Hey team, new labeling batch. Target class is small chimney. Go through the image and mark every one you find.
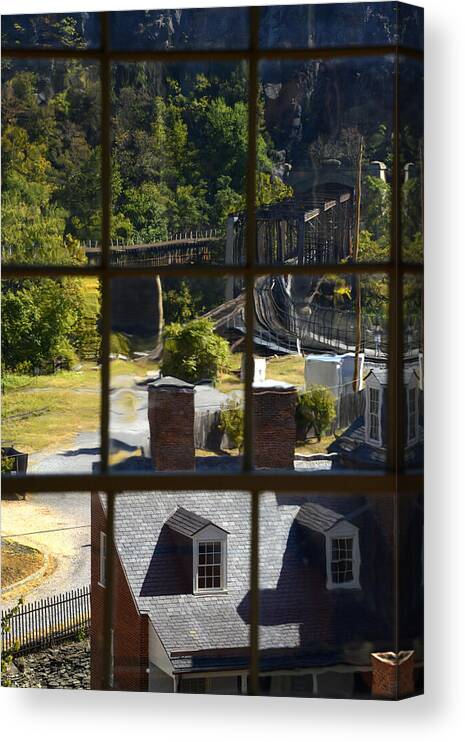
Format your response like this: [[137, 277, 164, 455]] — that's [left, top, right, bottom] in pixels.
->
[[253, 382, 297, 469], [371, 651, 415, 699], [148, 377, 195, 471]]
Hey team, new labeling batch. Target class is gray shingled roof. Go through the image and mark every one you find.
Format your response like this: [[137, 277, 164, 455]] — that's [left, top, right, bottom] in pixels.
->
[[166, 506, 228, 537], [148, 376, 194, 390], [107, 491, 389, 673], [295, 502, 345, 533]]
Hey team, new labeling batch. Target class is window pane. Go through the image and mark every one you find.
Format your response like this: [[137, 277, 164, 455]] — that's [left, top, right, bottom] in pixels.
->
[[255, 56, 394, 265], [1, 12, 100, 49], [400, 56, 424, 263], [250, 272, 389, 472], [1, 277, 101, 475], [258, 491, 423, 699], [259, 3, 400, 49], [1, 491, 91, 689], [403, 274, 423, 472], [109, 275, 243, 473], [110, 62, 247, 267], [110, 7, 249, 50], [91, 491, 249, 693], [1, 59, 101, 266]]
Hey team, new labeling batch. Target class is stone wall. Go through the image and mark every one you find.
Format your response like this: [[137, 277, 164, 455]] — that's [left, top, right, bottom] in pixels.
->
[[3, 639, 90, 689]]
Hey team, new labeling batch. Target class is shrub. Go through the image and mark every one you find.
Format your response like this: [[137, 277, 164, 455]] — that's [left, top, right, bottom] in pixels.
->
[[161, 318, 231, 384], [219, 400, 244, 451], [296, 385, 336, 442]]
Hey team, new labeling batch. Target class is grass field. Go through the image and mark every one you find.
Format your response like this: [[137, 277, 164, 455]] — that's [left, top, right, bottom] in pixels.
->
[[1, 359, 150, 454], [1, 538, 45, 589], [216, 353, 305, 393]]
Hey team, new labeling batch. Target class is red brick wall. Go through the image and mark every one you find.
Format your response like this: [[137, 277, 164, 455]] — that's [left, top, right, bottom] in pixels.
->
[[91, 493, 149, 692], [148, 387, 195, 470], [371, 651, 415, 699], [253, 387, 297, 469]]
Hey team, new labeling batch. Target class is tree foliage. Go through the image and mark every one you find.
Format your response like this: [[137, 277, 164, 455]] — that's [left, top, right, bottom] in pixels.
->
[[219, 400, 244, 451], [161, 318, 231, 384], [296, 386, 336, 442]]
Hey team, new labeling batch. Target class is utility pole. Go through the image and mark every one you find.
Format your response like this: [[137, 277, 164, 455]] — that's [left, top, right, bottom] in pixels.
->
[[353, 135, 364, 392]]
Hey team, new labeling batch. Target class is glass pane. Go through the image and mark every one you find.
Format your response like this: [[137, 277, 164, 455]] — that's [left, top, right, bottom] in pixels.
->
[[110, 62, 247, 267], [1, 277, 101, 474], [258, 491, 423, 699], [250, 272, 389, 472], [109, 275, 243, 472], [256, 56, 394, 264], [1, 59, 101, 266], [110, 7, 249, 50], [403, 274, 423, 472], [259, 2, 401, 49], [1, 491, 91, 689], [1, 12, 100, 49], [91, 490, 250, 692], [400, 56, 424, 263]]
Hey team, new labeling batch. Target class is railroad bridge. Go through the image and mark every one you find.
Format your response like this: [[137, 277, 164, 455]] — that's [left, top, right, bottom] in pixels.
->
[[85, 184, 363, 350]]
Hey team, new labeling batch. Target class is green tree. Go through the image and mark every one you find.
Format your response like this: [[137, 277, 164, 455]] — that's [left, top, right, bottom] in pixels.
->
[[1, 278, 92, 372], [161, 318, 231, 384], [296, 386, 336, 442], [219, 400, 244, 451]]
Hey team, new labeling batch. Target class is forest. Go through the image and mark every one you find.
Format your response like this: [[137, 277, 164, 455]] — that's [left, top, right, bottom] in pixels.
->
[[1, 12, 423, 373]]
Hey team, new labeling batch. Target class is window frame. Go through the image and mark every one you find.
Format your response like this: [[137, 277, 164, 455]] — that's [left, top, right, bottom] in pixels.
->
[[0, 6, 424, 694], [325, 521, 361, 591], [366, 381, 383, 447], [193, 526, 228, 595]]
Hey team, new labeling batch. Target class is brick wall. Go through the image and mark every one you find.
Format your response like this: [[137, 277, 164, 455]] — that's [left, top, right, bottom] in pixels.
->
[[148, 386, 195, 470], [253, 386, 297, 469], [91, 493, 149, 692]]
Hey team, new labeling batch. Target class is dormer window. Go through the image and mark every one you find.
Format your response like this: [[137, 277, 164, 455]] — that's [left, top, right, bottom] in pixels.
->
[[325, 521, 361, 590], [196, 540, 224, 591], [165, 507, 228, 595], [366, 381, 382, 447]]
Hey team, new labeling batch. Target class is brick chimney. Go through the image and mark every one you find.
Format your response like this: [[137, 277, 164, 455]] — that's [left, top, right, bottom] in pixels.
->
[[252, 382, 297, 469], [148, 377, 195, 471], [371, 650, 415, 699]]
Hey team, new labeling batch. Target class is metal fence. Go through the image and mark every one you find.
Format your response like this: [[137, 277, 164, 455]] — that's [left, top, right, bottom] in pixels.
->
[[1, 586, 90, 655]]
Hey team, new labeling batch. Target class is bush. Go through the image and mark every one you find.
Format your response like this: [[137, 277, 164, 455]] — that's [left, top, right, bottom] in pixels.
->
[[110, 332, 130, 356], [296, 386, 336, 442], [161, 318, 231, 384], [219, 400, 244, 451]]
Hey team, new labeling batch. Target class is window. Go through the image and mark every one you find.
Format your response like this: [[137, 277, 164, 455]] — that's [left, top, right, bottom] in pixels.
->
[[407, 386, 418, 443], [331, 538, 354, 584], [197, 540, 224, 592], [99, 531, 107, 587], [1, 5, 423, 696], [367, 386, 382, 445], [325, 523, 360, 590]]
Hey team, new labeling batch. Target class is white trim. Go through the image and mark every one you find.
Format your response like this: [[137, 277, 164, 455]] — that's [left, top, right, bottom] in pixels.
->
[[193, 527, 228, 594], [365, 377, 383, 447], [99, 531, 107, 587], [325, 520, 361, 590]]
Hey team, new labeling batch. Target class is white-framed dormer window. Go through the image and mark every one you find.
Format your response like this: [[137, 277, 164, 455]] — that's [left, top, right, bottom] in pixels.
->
[[407, 385, 418, 444], [325, 521, 361, 590], [366, 382, 382, 446], [99, 531, 107, 587], [193, 525, 227, 594]]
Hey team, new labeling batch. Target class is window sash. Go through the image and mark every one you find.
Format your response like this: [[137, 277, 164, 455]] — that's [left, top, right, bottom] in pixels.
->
[[0, 8, 424, 696]]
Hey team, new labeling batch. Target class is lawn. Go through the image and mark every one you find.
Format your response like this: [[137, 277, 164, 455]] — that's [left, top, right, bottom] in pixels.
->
[[1, 358, 150, 454], [1, 538, 45, 589], [217, 353, 306, 394]]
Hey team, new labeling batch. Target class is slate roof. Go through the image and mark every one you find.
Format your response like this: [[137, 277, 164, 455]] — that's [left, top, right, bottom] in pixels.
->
[[166, 506, 228, 537], [148, 376, 194, 390], [106, 490, 402, 674], [295, 502, 344, 533]]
